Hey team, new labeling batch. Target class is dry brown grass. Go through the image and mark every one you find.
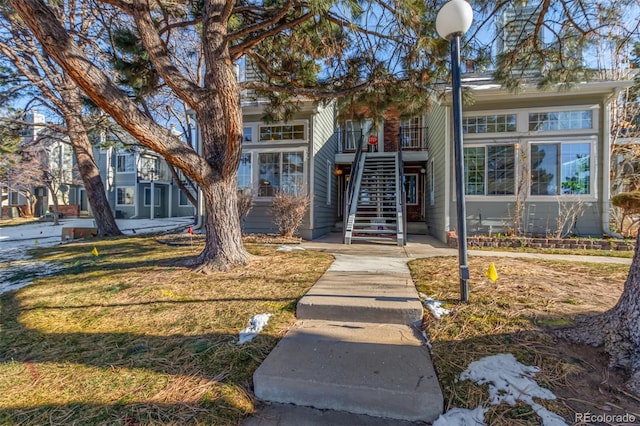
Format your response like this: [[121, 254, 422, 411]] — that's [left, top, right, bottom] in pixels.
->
[[409, 256, 640, 425], [0, 234, 332, 425]]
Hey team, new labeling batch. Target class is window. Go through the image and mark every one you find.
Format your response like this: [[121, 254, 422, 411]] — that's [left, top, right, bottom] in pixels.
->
[[116, 187, 135, 205], [9, 191, 19, 205], [178, 190, 191, 207], [144, 187, 161, 206], [243, 127, 253, 143], [400, 117, 422, 149], [530, 143, 591, 195], [258, 151, 304, 196], [116, 154, 135, 173], [238, 153, 252, 189], [404, 174, 418, 205], [529, 110, 592, 131], [464, 145, 515, 195], [259, 124, 305, 141], [463, 114, 516, 134]]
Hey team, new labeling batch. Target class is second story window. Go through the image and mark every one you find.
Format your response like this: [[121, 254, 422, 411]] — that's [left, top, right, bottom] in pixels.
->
[[463, 114, 517, 134], [116, 153, 135, 173], [529, 110, 592, 131], [259, 124, 305, 142]]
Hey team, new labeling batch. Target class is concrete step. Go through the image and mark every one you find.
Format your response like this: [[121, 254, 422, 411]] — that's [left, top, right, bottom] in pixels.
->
[[253, 320, 443, 422], [297, 272, 422, 324]]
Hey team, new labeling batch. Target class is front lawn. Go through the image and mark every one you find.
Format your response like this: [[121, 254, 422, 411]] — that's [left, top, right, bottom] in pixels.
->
[[0, 235, 332, 425]]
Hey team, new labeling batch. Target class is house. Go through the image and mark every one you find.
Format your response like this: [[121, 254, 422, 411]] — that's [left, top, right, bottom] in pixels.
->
[[95, 141, 197, 220], [329, 75, 635, 245], [425, 76, 634, 242], [190, 97, 339, 240], [1, 110, 84, 219]]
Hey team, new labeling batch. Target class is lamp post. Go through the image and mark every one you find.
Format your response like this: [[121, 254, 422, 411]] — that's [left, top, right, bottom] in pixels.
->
[[436, 0, 473, 302]]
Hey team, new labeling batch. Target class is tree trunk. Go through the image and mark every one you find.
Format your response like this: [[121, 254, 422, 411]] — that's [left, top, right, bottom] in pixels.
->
[[64, 99, 122, 237], [10, 0, 247, 269], [561, 232, 640, 395], [195, 175, 249, 272], [47, 182, 60, 225]]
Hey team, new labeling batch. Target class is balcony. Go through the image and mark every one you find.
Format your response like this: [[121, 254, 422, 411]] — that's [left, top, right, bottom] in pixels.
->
[[335, 127, 428, 154], [399, 126, 428, 151]]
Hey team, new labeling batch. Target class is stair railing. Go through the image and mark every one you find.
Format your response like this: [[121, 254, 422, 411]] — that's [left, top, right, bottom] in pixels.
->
[[396, 130, 407, 246], [343, 133, 365, 243]]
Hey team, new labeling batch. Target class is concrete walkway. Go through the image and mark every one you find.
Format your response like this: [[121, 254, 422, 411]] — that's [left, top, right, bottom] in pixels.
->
[[245, 233, 631, 426]]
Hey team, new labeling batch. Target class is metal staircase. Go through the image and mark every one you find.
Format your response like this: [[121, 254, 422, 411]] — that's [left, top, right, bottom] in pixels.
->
[[344, 153, 405, 246]]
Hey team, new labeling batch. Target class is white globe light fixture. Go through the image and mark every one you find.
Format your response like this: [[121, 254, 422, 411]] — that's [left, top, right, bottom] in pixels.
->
[[436, 0, 474, 40], [436, 0, 473, 302]]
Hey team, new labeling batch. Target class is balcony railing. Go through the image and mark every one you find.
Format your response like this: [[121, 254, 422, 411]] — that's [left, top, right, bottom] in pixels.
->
[[399, 126, 428, 151], [336, 130, 363, 153], [336, 126, 429, 153], [138, 166, 170, 182]]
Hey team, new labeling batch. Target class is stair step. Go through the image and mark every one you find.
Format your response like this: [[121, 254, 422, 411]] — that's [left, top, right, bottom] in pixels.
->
[[253, 320, 443, 422], [352, 229, 397, 235], [351, 235, 398, 242], [297, 271, 423, 324]]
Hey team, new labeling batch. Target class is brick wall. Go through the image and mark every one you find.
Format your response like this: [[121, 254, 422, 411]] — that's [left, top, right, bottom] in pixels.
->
[[447, 233, 635, 251]]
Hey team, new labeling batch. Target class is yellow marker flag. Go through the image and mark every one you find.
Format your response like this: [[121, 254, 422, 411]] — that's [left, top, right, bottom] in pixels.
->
[[485, 262, 498, 282], [91, 247, 99, 257]]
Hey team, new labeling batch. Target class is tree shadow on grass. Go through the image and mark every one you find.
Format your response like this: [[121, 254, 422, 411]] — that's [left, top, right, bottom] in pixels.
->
[[0, 290, 285, 425]]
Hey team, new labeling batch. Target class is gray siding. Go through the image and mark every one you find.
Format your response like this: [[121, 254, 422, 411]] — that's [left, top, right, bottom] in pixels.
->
[[451, 91, 610, 239], [311, 101, 339, 239], [426, 104, 450, 242]]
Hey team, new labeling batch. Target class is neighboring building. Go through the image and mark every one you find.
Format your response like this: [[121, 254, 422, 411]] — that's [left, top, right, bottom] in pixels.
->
[[95, 139, 197, 220], [2, 110, 83, 219]]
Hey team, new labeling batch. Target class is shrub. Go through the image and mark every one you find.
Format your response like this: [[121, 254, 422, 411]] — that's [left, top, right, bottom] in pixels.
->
[[237, 189, 254, 231], [271, 190, 310, 238]]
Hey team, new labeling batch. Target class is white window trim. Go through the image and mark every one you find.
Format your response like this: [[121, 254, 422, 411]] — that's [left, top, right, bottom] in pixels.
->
[[116, 186, 135, 206], [526, 106, 598, 134], [527, 138, 597, 201], [116, 153, 136, 174], [242, 123, 258, 143], [252, 148, 308, 199], [255, 120, 308, 143], [237, 152, 253, 190], [463, 142, 519, 200], [462, 105, 599, 140]]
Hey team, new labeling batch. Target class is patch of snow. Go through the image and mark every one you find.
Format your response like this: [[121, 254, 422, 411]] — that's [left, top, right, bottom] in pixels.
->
[[420, 295, 450, 319], [238, 313, 272, 345], [276, 245, 305, 251], [459, 353, 567, 426], [433, 406, 487, 426]]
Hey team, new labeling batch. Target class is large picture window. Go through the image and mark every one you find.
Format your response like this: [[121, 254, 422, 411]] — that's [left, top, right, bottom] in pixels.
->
[[464, 145, 515, 195], [116, 187, 134, 205], [530, 143, 591, 195], [258, 151, 304, 196]]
